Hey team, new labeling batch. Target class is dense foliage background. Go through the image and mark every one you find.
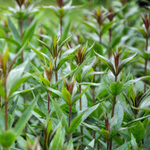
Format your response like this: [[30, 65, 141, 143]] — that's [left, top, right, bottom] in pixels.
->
[[1, 0, 150, 150]]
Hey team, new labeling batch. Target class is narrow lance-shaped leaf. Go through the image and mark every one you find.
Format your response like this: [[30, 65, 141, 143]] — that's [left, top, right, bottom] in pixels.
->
[[94, 51, 116, 75], [80, 20, 99, 35], [14, 96, 38, 137], [57, 45, 80, 70], [28, 42, 50, 61], [6, 59, 29, 99], [62, 85, 72, 106], [50, 125, 63, 150], [57, 34, 72, 54], [117, 53, 137, 75], [8, 17, 21, 44], [22, 19, 37, 45], [68, 113, 84, 134], [37, 39, 54, 57], [51, 98, 68, 132]]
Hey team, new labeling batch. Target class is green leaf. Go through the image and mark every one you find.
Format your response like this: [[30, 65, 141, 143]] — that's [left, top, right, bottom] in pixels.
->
[[62, 85, 71, 106], [82, 103, 99, 122], [121, 76, 150, 92], [80, 20, 99, 35], [8, 17, 21, 44], [68, 113, 84, 134], [9, 99, 18, 116], [51, 125, 63, 150], [6, 59, 29, 99], [109, 81, 124, 96], [59, 21, 71, 44], [114, 142, 130, 150], [101, 128, 109, 140], [46, 87, 63, 98], [0, 37, 21, 47], [101, 21, 114, 36], [3, 46, 9, 74], [22, 19, 37, 45], [85, 139, 95, 150], [72, 84, 90, 105], [13, 97, 38, 137], [28, 42, 50, 61], [51, 98, 68, 132], [143, 51, 150, 60], [114, 103, 124, 130], [37, 95, 47, 116], [37, 39, 54, 57], [0, 130, 16, 148], [131, 134, 138, 150], [136, 27, 147, 38], [40, 75, 50, 86], [94, 51, 116, 75], [57, 34, 72, 54], [0, 81, 5, 99], [130, 121, 145, 143], [117, 53, 137, 75], [43, 6, 59, 17], [46, 118, 53, 146], [57, 45, 80, 70], [42, 24, 55, 39]]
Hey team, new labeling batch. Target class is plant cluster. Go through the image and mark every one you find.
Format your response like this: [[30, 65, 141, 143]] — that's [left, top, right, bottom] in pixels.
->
[[1, 0, 150, 149]]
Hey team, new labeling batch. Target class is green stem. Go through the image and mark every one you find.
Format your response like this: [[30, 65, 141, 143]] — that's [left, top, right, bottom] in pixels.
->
[[5, 101, 8, 131]]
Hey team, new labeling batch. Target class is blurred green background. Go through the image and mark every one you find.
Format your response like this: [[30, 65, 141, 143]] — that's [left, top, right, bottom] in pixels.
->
[[0, 0, 110, 7]]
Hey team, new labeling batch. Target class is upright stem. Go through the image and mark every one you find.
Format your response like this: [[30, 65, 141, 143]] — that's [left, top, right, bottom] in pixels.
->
[[108, 28, 112, 59], [144, 37, 148, 92], [109, 76, 117, 150], [5, 101, 8, 131]]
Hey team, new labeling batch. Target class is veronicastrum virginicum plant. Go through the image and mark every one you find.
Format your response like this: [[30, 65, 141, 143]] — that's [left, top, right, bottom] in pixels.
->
[[1, 0, 150, 149]]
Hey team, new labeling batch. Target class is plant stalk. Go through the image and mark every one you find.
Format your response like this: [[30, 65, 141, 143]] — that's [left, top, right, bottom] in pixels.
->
[[108, 28, 112, 59], [109, 76, 117, 150], [5, 101, 8, 131]]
